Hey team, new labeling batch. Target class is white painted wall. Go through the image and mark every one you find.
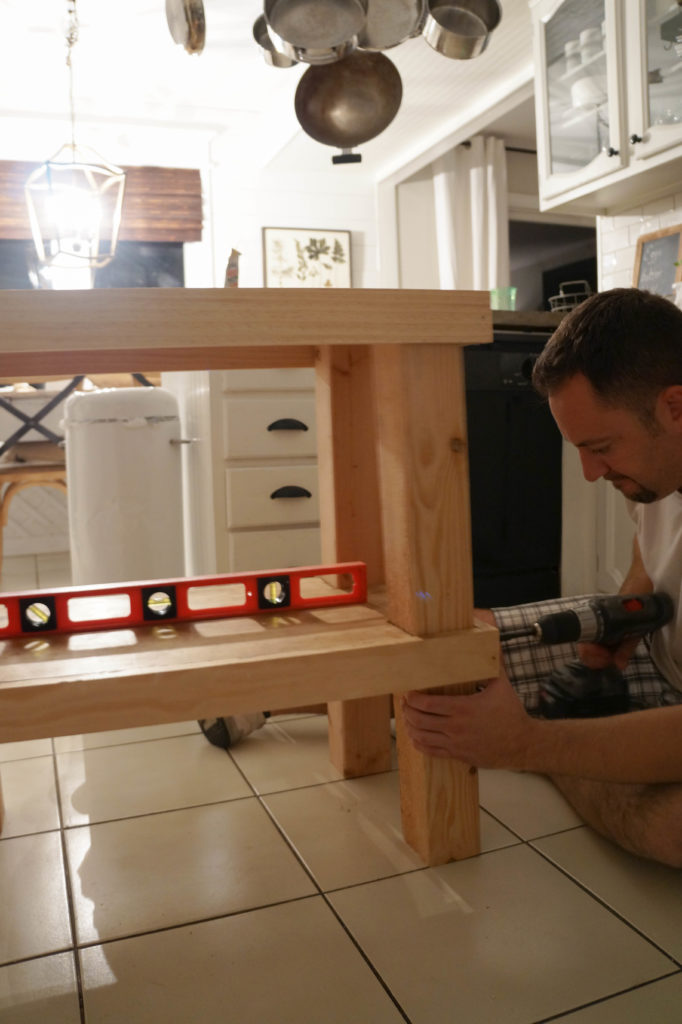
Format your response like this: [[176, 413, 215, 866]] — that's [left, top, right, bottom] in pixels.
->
[[207, 157, 379, 289]]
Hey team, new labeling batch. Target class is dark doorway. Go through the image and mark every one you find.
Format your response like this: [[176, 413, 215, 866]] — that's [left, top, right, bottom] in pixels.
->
[[542, 255, 598, 310]]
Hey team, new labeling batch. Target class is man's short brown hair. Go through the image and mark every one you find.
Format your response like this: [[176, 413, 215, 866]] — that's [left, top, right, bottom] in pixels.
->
[[532, 288, 682, 421]]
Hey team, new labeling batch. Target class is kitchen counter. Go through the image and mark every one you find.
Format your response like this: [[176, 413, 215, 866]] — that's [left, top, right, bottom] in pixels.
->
[[492, 309, 565, 333]]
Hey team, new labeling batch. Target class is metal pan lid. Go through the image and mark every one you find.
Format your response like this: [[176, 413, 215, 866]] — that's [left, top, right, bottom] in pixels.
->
[[358, 0, 426, 51], [264, 0, 368, 49], [165, 0, 206, 54]]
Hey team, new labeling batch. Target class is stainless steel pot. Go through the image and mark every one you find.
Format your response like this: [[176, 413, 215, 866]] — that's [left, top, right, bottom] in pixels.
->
[[357, 0, 426, 51], [253, 15, 298, 68], [422, 0, 502, 59], [165, 0, 206, 54], [294, 50, 402, 149], [264, 0, 368, 64]]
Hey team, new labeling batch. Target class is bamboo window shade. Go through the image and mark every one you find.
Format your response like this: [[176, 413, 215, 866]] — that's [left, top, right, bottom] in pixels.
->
[[0, 162, 202, 243]]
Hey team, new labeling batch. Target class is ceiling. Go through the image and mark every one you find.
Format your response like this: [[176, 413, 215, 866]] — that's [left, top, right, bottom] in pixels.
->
[[0, 0, 538, 180]]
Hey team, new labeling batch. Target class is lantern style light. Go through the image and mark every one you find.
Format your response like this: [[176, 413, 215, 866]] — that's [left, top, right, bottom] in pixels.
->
[[24, 0, 125, 277]]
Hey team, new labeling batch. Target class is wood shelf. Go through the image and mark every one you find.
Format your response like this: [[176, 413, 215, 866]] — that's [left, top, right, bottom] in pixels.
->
[[0, 604, 498, 743]]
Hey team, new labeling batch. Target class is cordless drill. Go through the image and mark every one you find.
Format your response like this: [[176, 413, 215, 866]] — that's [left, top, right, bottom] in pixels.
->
[[499, 592, 674, 718]]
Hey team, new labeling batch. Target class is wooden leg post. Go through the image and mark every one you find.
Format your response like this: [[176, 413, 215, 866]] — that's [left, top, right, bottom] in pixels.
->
[[372, 342, 483, 864], [316, 344, 392, 778]]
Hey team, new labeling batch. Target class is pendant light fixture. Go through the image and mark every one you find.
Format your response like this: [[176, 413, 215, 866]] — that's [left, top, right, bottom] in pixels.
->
[[24, 0, 126, 277]]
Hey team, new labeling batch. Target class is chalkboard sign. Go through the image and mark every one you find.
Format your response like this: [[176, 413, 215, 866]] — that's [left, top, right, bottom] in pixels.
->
[[633, 225, 682, 296]]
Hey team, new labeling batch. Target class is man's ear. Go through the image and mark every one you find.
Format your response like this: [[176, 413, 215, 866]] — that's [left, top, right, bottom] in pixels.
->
[[657, 386, 682, 430]]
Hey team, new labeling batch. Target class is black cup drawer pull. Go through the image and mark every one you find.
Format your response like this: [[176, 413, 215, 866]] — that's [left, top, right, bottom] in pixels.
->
[[267, 418, 309, 431], [270, 485, 312, 499]]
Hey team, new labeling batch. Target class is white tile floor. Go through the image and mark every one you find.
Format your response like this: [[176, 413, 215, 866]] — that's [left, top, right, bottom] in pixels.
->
[[1, 554, 682, 1023]]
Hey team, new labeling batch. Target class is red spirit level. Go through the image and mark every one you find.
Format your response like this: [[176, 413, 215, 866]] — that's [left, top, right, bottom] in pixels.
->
[[0, 561, 366, 639]]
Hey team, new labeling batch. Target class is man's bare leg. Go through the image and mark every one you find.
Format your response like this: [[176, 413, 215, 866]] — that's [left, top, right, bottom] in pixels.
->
[[551, 776, 682, 868], [478, 606, 682, 868]]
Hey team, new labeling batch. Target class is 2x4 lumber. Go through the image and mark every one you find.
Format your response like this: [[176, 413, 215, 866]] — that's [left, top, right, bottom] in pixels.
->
[[373, 343, 474, 637], [0, 611, 499, 744], [327, 696, 393, 778], [315, 345, 385, 587], [316, 344, 391, 777], [372, 342, 483, 864], [0, 288, 492, 377]]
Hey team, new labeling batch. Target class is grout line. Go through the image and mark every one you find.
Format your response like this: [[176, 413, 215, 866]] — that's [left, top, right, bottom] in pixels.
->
[[0, 946, 74, 972], [224, 729, 413, 1019], [74, 892, 323, 951], [255, 795, 413, 1023], [529, 842, 682, 969], [320, 893, 414, 1024], [531, 969, 682, 1023], [51, 727, 202, 755], [58, 792, 258, 831], [50, 743, 87, 1024]]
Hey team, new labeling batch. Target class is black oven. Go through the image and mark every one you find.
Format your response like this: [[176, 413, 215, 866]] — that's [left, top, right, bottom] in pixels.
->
[[465, 325, 562, 608]]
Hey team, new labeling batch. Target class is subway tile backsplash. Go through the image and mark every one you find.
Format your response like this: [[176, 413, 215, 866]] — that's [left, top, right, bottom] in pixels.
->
[[598, 191, 681, 292]]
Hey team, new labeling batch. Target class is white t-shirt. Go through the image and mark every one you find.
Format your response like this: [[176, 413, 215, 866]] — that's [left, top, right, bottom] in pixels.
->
[[629, 492, 682, 692]]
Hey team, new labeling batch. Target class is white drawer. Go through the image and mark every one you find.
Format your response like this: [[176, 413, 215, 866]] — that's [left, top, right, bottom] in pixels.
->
[[220, 368, 315, 392], [222, 396, 317, 458], [225, 465, 319, 528], [228, 527, 321, 571]]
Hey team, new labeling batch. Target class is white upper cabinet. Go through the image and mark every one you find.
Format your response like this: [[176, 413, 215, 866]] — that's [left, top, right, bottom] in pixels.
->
[[626, 0, 682, 161], [531, 0, 682, 210]]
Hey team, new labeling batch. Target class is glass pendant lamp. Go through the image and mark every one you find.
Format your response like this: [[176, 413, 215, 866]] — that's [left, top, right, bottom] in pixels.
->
[[24, 0, 125, 284]]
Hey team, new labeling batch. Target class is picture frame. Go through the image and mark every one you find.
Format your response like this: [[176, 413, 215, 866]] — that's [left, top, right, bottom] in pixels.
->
[[262, 227, 351, 288], [633, 224, 682, 297]]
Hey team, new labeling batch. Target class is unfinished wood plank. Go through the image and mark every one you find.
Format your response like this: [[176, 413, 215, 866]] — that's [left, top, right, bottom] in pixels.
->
[[372, 343, 474, 637], [0, 346, 319, 379], [393, 686, 481, 864], [327, 695, 393, 778], [0, 289, 492, 378], [315, 345, 385, 585], [316, 344, 391, 777], [0, 613, 498, 743], [372, 342, 485, 863]]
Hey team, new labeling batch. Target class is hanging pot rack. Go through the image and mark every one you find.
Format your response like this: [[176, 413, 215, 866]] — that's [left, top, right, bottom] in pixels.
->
[[167, 0, 504, 162]]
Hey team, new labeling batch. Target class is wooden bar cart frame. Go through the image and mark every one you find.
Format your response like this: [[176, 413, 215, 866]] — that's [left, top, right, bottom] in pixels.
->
[[0, 287, 499, 865]]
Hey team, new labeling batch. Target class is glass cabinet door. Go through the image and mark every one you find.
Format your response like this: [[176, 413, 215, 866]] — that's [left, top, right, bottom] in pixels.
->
[[630, 0, 682, 159], [537, 0, 625, 198]]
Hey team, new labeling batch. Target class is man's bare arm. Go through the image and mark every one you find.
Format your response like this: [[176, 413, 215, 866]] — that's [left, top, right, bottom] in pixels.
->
[[619, 534, 653, 594], [402, 677, 682, 784]]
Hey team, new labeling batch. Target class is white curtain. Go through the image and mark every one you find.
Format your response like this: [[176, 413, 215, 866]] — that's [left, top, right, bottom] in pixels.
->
[[432, 135, 510, 290]]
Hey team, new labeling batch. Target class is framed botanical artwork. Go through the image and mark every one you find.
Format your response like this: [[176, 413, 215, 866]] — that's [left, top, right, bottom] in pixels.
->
[[262, 227, 351, 288]]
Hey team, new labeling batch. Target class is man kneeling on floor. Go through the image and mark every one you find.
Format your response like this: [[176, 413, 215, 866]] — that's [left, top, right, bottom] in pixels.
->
[[402, 287, 682, 869]]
